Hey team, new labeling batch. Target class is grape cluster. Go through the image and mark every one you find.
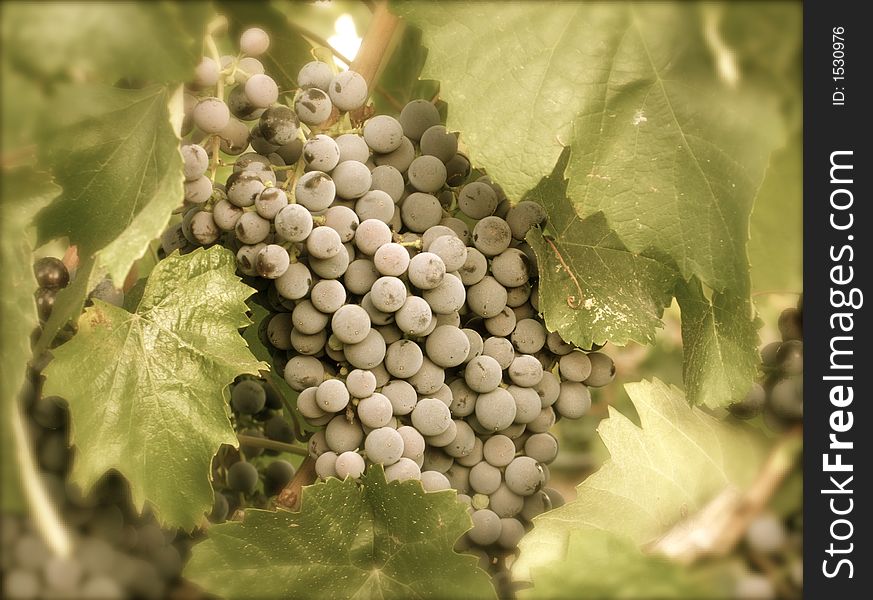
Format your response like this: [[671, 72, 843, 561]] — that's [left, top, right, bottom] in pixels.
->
[[2, 260, 200, 600], [168, 28, 617, 562], [207, 377, 298, 523], [730, 297, 803, 427], [734, 510, 803, 599]]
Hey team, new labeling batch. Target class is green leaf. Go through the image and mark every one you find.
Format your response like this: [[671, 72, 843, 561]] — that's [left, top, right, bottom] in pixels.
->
[[748, 132, 802, 293], [393, 2, 784, 295], [0, 2, 210, 84], [515, 379, 767, 580], [219, 1, 313, 93], [676, 278, 759, 408], [42, 247, 266, 529], [373, 25, 438, 115], [526, 149, 678, 348], [523, 529, 728, 599], [186, 467, 496, 600], [35, 84, 184, 350], [0, 168, 61, 512]]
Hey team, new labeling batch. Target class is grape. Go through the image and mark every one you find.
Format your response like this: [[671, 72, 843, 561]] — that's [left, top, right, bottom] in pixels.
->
[[776, 340, 803, 375], [555, 381, 591, 419], [290, 328, 327, 355], [385, 457, 422, 482], [729, 382, 766, 419], [236, 243, 266, 276], [443, 154, 471, 188], [504, 456, 544, 497], [425, 326, 471, 368], [303, 134, 341, 171], [365, 427, 404, 465], [446, 380, 476, 418], [778, 307, 802, 341], [533, 371, 560, 408], [424, 418, 458, 448], [227, 85, 261, 121], [524, 433, 558, 464], [325, 415, 364, 452], [342, 370, 375, 400], [184, 175, 213, 204], [291, 300, 329, 335], [769, 376, 803, 421], [509, 385, 541, 424], [321, 206, 358, 243], [468, 509, 501, 545], [419, 125, 458, 163], [264, 460, 296, 495], [304, 226, 341, 260], [238, 56, 266, 80], [444, 464, 470, 493], [467, 276, 508, 318], [240, 27, 270, 56], [735, 574, 776, 600], [275, 263, 312, 303], [401, 192, 442, 233], [357, 393, 394, 428], [227, 461, 259, 494], [181, 144, 209, 181], [227, 171, 266, 207], [444, 419, 475, 457], [335, 451, 366, 479], [508, 355, 543, 387], [370, 164, 405, 202], [255, 244, 290, 279], [273, 204, 313, 243], [315, 451, 339, 479], [235, 211, 271, 244], [464, 355, 502, 393], [475, 388, 516, 432], [297, 387, 326, 420], [218, 118, 250, 155], [308, 430, 329, 457], [469, 461, 502, 495], [259, 105, 299, 145], [482, 337, 514, 370], [406, 357, 444, 396], [408, 155, 448, 193], [374, 242, 411, 277], [527, 406, 556, 434], [491, 248, 530, 288], [326, 160, 370, 200], [745, 513, 787, 554], [484, 306, 517, 337], [275, 139, 303, 166], [193, 97, 230, 133], [456, 182, 497, 220], [363, 115, 403, 153], [461, 328, 484, 363], [330, 134, 369, 165], [379, 381, 415, 417], [298, 60, 333, 91], [310, 279, 346, 314], [407, 252, 446, 290], [355, 190, 395, 223], [328, 70, 368, 111], [293, 171, 335, 213], [265, 415, 295, 443], [472, 216, 512, 256], [423, 273, 465, 314], [429, 235, 467, 272], [316, 379, 351, 413], [244, 73, 279, 108], [354, 219, 392, 255], [232, 380, 267, 414], [213, 199, 244, 231], [250, 126, 280, 154], [420, 470, 451, 492], [344, 329, 387, 370], [373, 136, 415, 173], [411, 398, 452, 436], [331, 304, 372, 344], [384, 339, 423, 379], [506, 200, 547, 240], [398, 99, 441, 141], [546, 331, 573, 356], [295, 87, 332, 126], [457, 248, 488, 286], [360, 292, 394, 326], [193, 56, 220, 88], [584, 352, 616, 387]]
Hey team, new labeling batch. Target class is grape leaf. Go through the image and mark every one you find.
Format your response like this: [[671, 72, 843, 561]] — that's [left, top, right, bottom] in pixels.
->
[[34, 84, 184, 352], [393, 2, 784, 295], [42, 247, 266, 529], [373, 25, 439, 115], [185, 468, 496, 600], [0, 168, 61, 512], [219, 1, 313, 93], [676, 278, 759, 408], [515, 379, 767, 580], [523, 529, 728, 599], [0, 2, 210, 84], [526, 148, 678, 348]]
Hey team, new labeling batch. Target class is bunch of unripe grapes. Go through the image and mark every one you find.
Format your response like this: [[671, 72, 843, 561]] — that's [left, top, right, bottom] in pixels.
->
[[206, 377, 298, 523], [730, 296, 803, 428], [734, 509, 803, 599], [169, 27, 617, 562], [1, 260, 200, 600]]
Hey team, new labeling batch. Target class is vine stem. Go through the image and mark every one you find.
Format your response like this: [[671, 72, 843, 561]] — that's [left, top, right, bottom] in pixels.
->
[[236, 434, 308, 456], [650, 425, 802, 564], [276, 456, 317, 511], [350, 0, 402, 117]]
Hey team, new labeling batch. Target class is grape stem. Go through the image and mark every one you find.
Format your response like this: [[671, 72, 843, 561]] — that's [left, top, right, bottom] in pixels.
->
[[649, 425, 802, 564], [236, 434, 308, 456], [276, 456, 317, 511], [349, 0, 402, 119]]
